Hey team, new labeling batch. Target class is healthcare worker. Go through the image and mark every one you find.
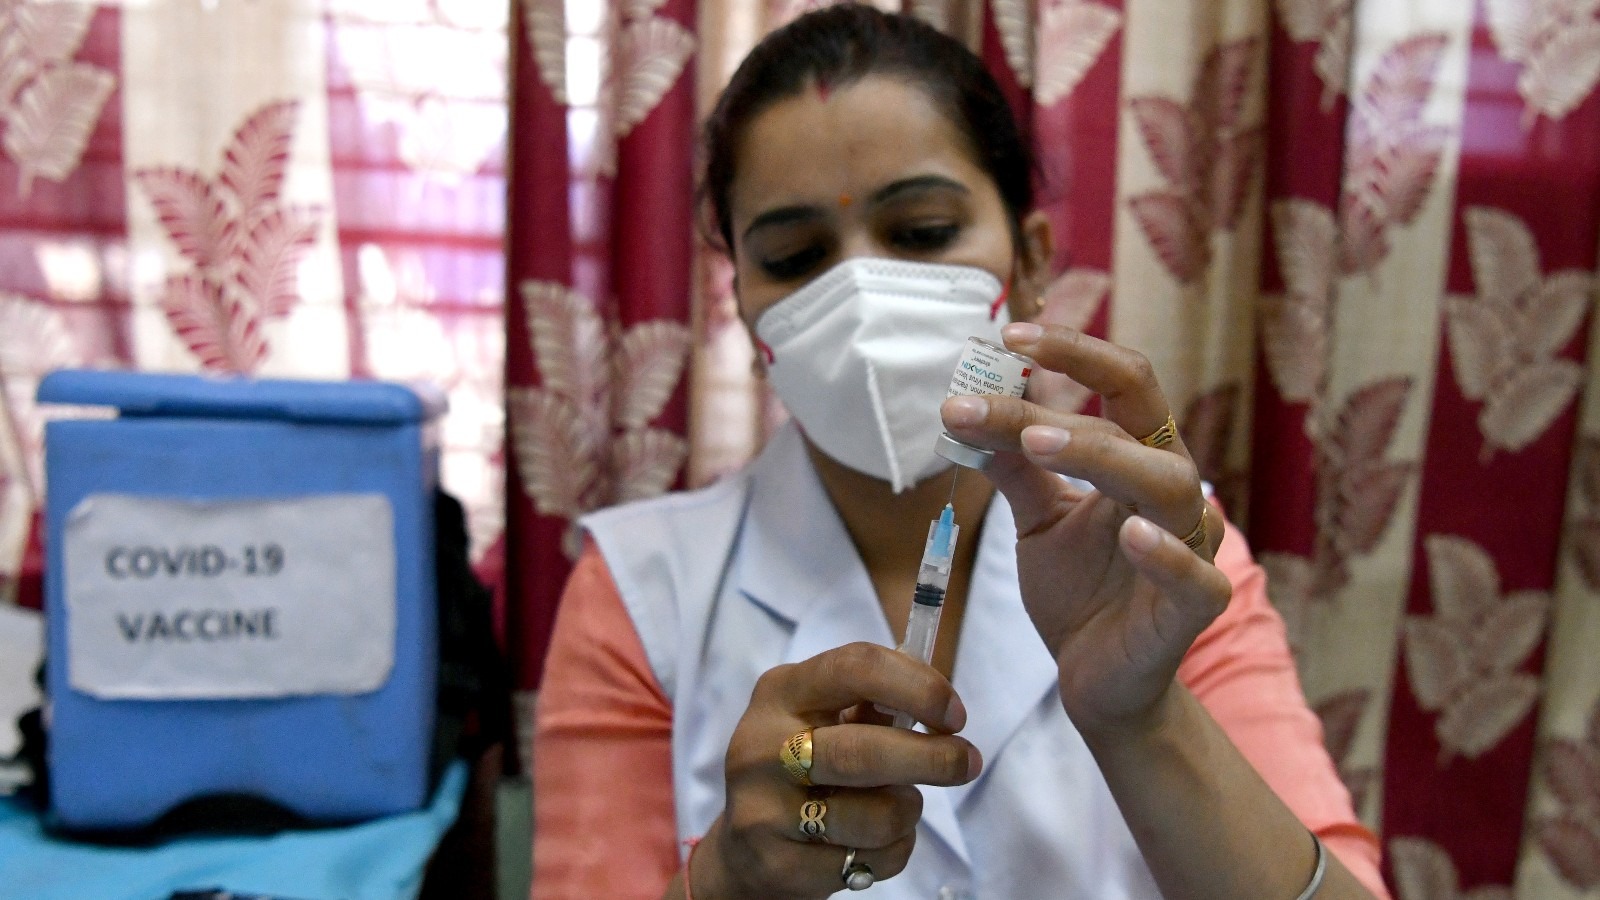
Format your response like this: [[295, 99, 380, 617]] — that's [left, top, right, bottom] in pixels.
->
[[533, 5, 1390, 899]]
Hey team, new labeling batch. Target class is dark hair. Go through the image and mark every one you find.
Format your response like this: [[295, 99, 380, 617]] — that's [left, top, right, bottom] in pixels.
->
[[702, 3, 1034, 251]]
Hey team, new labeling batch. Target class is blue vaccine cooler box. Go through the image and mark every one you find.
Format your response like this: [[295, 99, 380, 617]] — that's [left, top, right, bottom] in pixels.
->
[[37, 369, 445, 831]]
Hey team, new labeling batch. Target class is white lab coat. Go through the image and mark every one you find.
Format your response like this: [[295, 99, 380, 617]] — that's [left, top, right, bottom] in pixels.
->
[[584, 424, 1162, 899]]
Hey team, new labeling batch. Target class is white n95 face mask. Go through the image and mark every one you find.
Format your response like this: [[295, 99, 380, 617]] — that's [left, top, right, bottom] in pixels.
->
[[753, 257, 1010, 493]]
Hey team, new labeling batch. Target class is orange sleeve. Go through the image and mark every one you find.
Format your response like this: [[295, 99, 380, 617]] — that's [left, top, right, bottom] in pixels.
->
[[531, 541, 679, 900], [1177, 514, 1392, 900]]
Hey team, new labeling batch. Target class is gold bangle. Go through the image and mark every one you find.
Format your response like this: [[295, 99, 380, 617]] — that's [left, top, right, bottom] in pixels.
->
[[1137, 414, 1178, 448]]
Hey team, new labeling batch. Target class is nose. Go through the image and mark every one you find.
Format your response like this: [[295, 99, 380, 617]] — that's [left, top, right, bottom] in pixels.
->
[[837, 227, 885, 264]]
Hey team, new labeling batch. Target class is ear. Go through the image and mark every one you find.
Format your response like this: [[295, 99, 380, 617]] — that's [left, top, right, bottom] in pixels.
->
[[1008, 210, 1056, 323]]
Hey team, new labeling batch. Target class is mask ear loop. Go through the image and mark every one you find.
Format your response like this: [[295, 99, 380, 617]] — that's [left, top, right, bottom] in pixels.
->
[[989, 267, 1016, 321]]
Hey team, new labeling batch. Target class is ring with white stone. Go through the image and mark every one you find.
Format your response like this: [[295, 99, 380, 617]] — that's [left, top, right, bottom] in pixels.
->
[[841, 847, 875, 891]]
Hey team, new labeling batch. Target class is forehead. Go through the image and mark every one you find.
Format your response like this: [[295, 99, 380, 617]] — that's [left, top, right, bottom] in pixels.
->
[[728, 76, 985, 226]]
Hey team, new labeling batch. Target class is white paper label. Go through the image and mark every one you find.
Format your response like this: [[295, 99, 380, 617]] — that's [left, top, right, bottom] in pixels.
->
[[64, 494, 397, 700]]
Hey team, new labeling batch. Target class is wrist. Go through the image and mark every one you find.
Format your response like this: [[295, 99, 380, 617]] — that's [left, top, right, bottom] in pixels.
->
[[1070, 678, 1189, 752], [691, 816, 748, 900]]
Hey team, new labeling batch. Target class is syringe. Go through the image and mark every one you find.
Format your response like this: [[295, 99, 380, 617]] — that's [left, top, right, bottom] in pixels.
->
[[892, 501, 960, 730]]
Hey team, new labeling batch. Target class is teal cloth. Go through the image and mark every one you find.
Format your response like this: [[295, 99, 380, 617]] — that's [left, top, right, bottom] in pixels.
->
[[0, 761, 467, 900]]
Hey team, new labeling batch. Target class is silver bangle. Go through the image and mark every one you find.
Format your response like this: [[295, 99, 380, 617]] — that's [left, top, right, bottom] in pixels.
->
[[1294, 832, 1327, 900]]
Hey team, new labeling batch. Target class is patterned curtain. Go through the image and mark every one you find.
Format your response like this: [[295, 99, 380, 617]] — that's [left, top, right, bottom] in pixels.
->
[[0, 1, 508, 608], [501, 0, 700, 771]]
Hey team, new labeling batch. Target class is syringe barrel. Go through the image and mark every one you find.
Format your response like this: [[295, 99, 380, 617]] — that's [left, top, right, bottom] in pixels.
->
[[890, 510, 960, 729], [891, 601, 944, 729]]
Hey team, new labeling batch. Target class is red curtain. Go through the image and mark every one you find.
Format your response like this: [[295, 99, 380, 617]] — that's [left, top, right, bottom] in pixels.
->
[[502, 0, 699, 737]]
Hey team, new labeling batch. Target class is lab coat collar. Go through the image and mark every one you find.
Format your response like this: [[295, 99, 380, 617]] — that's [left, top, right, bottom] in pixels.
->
[[733, 424, 878, 641]]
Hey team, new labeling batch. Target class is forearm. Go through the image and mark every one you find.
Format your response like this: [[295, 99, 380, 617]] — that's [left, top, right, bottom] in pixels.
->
[[1082, 683, 1376, 900]]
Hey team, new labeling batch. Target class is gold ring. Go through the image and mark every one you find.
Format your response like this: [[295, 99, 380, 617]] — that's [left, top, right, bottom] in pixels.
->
[[780, 729, 814, 786], [1182, 506, 1208, 554], [1137, 413, 1178, 448], [799, 796, 828, 841]]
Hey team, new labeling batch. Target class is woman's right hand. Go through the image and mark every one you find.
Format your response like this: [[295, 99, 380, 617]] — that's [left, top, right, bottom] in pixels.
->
[[689, 642, 981, 899]]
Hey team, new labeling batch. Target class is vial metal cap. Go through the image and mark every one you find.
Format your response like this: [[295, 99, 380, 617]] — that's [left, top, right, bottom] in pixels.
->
[[934, 432, 994, 469]]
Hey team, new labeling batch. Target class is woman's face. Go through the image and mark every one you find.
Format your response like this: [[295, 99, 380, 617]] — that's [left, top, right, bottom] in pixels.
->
[[727, 74, 1050, 328]]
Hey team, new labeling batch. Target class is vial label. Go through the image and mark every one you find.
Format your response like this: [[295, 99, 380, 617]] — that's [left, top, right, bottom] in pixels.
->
[[947, 337, 1032, 399]]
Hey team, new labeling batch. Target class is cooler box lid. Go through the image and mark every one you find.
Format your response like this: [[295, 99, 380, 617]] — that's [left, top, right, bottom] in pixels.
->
[[37, 369, 446, 425]]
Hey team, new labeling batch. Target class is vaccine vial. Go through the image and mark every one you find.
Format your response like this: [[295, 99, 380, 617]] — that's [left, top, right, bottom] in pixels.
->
[[933, 336, 1034, 469]]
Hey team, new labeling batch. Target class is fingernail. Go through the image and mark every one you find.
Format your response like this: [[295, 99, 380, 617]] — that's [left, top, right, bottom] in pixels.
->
[[1124, 516, 1162, 553], [944, 395, 987, 427], [1021, 425, 1069, 455], [945, 694, 967, 731], [1002, 322, 1043, 344], [966, 745, 983, 780]]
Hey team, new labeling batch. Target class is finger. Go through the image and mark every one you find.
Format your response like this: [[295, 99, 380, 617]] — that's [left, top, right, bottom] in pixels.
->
[[808, 723, 980, 788], [1119, 514, 1232, 640], [842, 833, 917, 884], [838, 701, 895, 727], [785, 785, 922, 850], [723, 831, 913, 898], [776, 643, 966, 733], [1013, 420, 1207, 542], [1000, 322, 1182, 453], [942, 395, 1201, 539]]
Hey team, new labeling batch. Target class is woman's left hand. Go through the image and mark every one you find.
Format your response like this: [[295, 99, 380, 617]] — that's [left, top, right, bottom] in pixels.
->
[[939, 321, 1232, 737]]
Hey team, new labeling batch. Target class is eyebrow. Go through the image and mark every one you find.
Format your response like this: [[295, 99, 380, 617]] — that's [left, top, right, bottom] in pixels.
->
[[869, 174, 968, 206], [740, 174, 970, 243]]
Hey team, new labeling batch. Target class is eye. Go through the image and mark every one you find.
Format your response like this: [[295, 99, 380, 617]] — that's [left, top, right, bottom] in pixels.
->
[[890, 222, 960, 253], [760, 243, 828, 281]]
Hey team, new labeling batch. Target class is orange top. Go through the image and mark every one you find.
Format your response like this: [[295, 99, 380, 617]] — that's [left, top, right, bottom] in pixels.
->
[[532, 518, 1391, 899]]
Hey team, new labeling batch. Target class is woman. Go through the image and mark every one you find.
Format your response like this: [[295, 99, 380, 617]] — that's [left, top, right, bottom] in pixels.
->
[[533, 6, 1389, 899]]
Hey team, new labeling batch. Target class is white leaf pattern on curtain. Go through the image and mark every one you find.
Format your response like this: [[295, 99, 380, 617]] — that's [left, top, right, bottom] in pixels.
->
[[0, 1, 113, 198], [1408, 535, 1550, 760], [989, 0, 1033, 86], [1447, 207, 1595, 458], [0, 293, 84, 502], [1262, 198, 1337, 403], [514, 278, 691, 558], [1273, 0, 1354, 109], [520, 0, 568, 104], [1035, 1, 1121, 107], [1390, 835, 1516, 899], [2, 62, 113, 198], [1485, 0, 1600, 126]]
